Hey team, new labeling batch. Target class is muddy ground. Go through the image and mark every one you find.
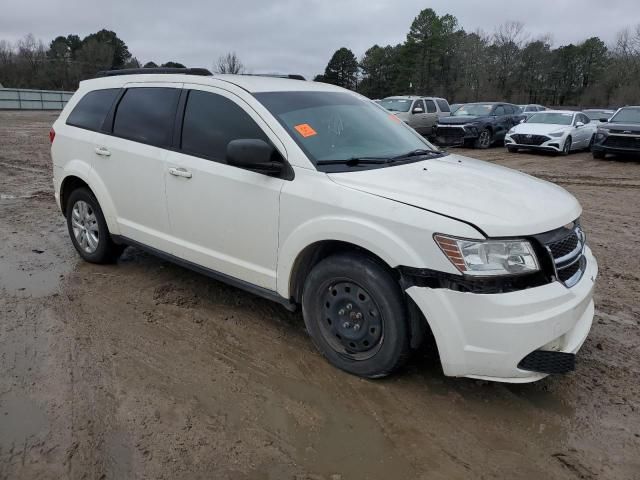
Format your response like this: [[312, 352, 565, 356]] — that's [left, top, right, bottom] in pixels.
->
[[0, 110, 638, 480]]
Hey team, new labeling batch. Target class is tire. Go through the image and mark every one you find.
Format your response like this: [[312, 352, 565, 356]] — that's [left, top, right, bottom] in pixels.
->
[[561, 136, 572, 156], [474, 128, 492, 149], [301, 252, 410, 378], [66, 187, 124, 264], [592, 149, 605, 159], [588, 134, 595, 151], [507, 146, 519, 153]]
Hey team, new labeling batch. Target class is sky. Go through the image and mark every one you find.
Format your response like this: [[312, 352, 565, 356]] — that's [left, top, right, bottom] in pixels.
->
[[1, 0, 639, 79]]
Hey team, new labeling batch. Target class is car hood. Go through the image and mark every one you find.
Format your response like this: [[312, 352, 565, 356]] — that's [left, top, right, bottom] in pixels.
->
[[438, 115, 486, 125], [328, 154, 581, 237], [605, 122, 640, 132], [511, 123, 570, 135]]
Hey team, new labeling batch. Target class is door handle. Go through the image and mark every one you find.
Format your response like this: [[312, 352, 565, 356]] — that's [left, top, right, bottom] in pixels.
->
[[94, 146, 111, 157], [168, 167, 192, 179]]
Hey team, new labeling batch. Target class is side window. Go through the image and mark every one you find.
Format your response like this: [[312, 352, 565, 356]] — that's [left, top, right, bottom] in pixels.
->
[[581, 114, 591, 124], [494, 105, 506, 116], [425, 99, 437, 113], [181, 90, 269, 162], [412, 100, 425, 112], [436, 99, 450, 112], [66, 88, 120, 131], [504, 105, 514, 115], [113, 87, 180, 147]]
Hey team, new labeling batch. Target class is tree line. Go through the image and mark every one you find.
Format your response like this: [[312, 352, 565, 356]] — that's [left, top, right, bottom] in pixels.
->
[[316, 8, 640, 107], [0, 29, 243, 90]]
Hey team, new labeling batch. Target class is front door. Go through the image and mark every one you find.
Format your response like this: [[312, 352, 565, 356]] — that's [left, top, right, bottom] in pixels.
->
[[164, 86, 286, 290]]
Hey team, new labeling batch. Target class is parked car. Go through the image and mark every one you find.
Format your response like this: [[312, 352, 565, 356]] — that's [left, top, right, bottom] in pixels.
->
[[582, 109, 615, 123], [450, 103, 464, 114], [435, 102, 523, 148], [518, 104, 547, 119], [51, 68, 597, 382], [505, 110, 597, 155], [379, 96, 450, 136], [592, 106, 640, 159]]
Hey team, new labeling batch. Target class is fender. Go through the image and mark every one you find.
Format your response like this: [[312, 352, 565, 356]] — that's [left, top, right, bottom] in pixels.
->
[[60, 159, 121, 235], [276, 215, 425, 298]]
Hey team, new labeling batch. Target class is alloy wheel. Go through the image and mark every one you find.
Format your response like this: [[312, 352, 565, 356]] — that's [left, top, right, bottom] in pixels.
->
[[71, 200, 100, 254]]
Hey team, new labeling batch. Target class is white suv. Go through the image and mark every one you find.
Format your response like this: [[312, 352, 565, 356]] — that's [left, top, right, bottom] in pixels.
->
[[51, 69, 598, 382]]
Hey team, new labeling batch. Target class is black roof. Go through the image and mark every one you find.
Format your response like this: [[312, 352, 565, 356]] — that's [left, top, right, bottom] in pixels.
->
[[95, 67, 213, 78]]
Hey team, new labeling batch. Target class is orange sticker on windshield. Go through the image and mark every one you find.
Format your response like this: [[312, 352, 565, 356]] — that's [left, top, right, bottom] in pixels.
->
[[294, 123, 317, 137]]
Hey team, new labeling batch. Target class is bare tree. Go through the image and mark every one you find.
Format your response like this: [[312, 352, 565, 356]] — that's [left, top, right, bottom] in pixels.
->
[[215, 52, 244, 74]]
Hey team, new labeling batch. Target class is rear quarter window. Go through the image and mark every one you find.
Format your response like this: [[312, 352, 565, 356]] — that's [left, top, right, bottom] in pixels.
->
[[436, 99, 450, 112], [112, 87, 180, 147], [66, 88, 120, 131]]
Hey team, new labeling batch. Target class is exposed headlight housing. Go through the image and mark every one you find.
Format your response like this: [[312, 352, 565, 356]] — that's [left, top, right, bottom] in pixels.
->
[[434, 234, 539, 276], [548, 131, 565, 137]]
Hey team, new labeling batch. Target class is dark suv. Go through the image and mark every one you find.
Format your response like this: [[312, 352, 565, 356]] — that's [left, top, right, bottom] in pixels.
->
[[592, 106, 640, 159], [435, 102, 524, 149]]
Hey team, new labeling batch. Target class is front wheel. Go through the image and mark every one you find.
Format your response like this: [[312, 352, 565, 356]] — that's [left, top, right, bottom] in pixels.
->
[[507, 146, 519, 153], [301, 253, 410, 378], [561, 136, 572, 156], [66, 188, 124, 263], [592, 149, 605, 159], [474, 128, 492, 149]]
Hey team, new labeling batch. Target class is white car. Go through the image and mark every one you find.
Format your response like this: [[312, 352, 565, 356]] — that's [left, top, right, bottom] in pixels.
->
[[50, 68, 597, 383], [505, 110, 598, 154]]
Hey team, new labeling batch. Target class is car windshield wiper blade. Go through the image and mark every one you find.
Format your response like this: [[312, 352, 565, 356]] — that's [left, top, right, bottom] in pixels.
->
[[389, 149, 445, 160], [316, 157, 390, 166]]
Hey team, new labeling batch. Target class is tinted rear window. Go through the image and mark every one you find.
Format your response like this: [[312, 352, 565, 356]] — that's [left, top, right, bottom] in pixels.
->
[[181, 90, 269, 161], [436, 99, 450, 112], [66, 88, 120, 131], [425, 99, 437, 113], [113, 87, 180, 147]]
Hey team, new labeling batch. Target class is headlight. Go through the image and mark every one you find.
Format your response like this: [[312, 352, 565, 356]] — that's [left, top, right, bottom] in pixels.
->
[[507, 128, 515, 134], [548, 131, 565, 137], [434, 234, 539, 276]]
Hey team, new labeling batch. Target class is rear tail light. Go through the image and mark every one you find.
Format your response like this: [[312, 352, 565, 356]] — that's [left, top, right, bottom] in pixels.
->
[[49, 127, 55, 144]]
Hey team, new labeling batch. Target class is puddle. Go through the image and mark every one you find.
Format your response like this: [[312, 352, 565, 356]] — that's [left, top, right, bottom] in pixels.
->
[[0, 263, 70, 297], [0, 394, 48, 448]]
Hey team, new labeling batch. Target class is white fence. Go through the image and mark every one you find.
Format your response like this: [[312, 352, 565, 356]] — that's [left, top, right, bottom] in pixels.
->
[[0, 88, 74, 110]]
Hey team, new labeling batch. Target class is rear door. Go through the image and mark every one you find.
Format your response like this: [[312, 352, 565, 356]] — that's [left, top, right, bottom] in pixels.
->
[[92, 83, 181, 251], [492, 105, 510, 139], [423, 99, 439, 133], [164, 85, 286, 289]]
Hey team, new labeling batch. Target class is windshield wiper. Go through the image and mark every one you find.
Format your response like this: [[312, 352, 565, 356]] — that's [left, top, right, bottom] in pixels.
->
[[389, 148, 445, 160], [316, 157, 390, 166]]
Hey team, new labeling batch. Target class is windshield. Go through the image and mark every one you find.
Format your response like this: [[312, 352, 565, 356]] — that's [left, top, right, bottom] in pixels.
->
[[379, 98, 412, 112], [584, 110, 612, 120], [527, 112, 573, 125], [610, 107, 640, 124], [452, 104, 493, 116], [255, 91, 434, 167]]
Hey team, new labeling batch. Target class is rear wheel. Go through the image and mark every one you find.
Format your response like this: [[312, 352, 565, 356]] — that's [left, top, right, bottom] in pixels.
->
[[66, 188, 124, 264], [588, 134, 595, 150], [474, 129, 492, 149], [561, 136, 572, 156], [301, 253, 410, 378]]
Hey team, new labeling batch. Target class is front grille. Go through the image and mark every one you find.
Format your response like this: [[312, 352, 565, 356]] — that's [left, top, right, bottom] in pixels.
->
[[538, 223, 587, 288], [512, 134, 549, 146], [436, 126, 466, 140], [603, 135, 640, 149], [518, 350, 575, 374]]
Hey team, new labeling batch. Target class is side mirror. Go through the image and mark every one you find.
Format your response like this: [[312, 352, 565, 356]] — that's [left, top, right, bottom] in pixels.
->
[[519, 119, 525, 123], [575, 121, 584, 128], [412, 107, 424, 114], [599, 118, 609, 123], [226, 139, 283, 175]]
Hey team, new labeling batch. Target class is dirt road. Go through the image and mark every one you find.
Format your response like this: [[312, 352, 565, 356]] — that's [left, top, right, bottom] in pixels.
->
[[1, 111, 638, 479]]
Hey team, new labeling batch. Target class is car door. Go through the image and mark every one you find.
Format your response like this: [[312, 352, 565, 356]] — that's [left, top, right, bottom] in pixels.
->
[[410, 99, 427, 133], [492, 105, 509, 139], [92, 83, 181, 252], [572, 113, 591, 147], [164, 85, 287, 290], [423, 99, 439, 133]]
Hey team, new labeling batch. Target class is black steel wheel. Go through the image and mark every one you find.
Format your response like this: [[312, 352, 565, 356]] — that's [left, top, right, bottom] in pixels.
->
[[302, 252, 410, 378]]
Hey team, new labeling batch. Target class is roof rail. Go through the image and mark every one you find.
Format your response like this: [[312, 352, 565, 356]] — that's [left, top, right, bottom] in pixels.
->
[[95, 67, 213, 78], [241, 73, 306, 81]]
